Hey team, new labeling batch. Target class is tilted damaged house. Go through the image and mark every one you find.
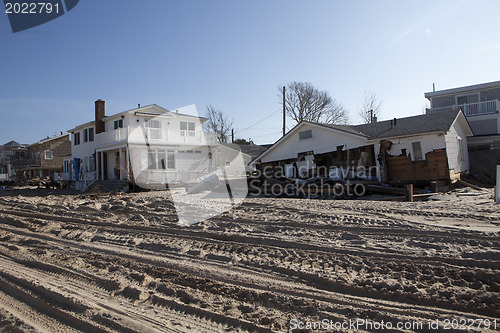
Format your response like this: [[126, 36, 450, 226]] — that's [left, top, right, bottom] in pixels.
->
[[250, 109, 472, 184], [67, 99, 219, 190]]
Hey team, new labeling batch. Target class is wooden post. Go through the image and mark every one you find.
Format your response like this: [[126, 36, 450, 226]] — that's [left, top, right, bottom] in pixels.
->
[[496, 165, 500, 203], [405, 184, 414, 202]]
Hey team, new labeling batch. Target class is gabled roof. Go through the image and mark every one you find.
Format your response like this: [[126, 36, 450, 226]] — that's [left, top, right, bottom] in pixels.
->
[[250, 109, 471, 165], [2, 140, 23, 147], [353, 108, 463, 140], [69, 104, 209, 132], [221, 143, 268, 159], [31, 133, 70, 146]]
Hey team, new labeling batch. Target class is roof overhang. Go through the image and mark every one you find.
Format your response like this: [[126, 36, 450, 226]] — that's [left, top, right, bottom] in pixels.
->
[[249, 121, 367, 166], [424, 80, 500, 99]]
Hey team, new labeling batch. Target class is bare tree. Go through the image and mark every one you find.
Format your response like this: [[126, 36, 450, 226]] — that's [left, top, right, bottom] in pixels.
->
[[358, 91, 382, 124], [204, 105, 233, 143], [279, 81, 349, 125]]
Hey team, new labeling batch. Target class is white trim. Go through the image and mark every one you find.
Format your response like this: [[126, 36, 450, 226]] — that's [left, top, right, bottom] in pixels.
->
[[249, 121, 367, 166], [425, 80, 500, 99]]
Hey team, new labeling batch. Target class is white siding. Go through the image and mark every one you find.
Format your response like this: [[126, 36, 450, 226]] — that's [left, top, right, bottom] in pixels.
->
[[372, 134, 446, 161], [445, 118, 470, 173], [261, 124, 367, 163]]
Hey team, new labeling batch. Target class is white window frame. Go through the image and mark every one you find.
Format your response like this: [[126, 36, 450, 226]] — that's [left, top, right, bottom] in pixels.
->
[[455, 92, 480, 106], [146, 120, 162, 140], [44, 150, 53, 160], [180, 121, 196, 137], [411, 141, 423, 160], [148, 150, 175, 170]]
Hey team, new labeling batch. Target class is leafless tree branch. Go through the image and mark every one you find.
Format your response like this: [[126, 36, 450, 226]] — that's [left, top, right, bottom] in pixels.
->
[[279, 81, 349, 125]]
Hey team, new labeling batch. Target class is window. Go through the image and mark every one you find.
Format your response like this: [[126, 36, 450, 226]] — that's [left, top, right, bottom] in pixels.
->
[[458, 138, 464, 161], [114, 119, 123, 130], [167, 151, 175, 169], [411, 142, 423, 160], [74, 132, 80, 145], [89, 128, 94, 142], [456, 93, 479, 105], [146, 120, 161, 140], [83, 129, 88, 143], [148, 151, 156, 170], [148, 150, 175, 169], [44, 150, 53, 160], [299, 129, 313, 140], [180, 121, 195, 136]]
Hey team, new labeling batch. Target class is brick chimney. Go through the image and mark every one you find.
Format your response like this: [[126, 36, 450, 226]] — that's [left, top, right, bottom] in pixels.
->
[[95, 99, 105, 134]]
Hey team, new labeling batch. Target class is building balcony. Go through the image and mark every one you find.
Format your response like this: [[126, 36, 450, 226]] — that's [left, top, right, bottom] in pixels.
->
[[428, 99, 500, 117], [95, 127, 218, 148]]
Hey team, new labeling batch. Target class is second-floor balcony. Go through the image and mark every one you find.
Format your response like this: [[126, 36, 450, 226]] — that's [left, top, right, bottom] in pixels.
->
[[96, 127, 218, 148], [429, 99, 500, 117]]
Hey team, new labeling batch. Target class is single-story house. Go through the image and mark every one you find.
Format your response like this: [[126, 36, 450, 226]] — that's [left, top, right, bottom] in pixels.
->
[[250, 109, 473, 183]]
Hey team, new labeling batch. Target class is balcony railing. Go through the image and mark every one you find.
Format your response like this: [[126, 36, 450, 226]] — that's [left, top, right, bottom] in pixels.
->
[[429, 99, 500, 116], [96, 127, 218, 147]]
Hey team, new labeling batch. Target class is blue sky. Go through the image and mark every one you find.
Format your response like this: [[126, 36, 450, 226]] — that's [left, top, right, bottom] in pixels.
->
[[1, 0, 500, 145]]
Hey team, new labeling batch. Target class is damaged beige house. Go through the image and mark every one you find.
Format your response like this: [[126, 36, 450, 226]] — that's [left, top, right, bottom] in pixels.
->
[[250, 109, 473, 184]]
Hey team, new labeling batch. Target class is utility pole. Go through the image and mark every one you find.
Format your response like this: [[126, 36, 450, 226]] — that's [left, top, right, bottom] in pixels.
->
[[231, 129, 234, 143], [282, 86, 286, 137]]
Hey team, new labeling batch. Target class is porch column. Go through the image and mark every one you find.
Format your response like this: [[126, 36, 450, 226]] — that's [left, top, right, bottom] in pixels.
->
[[119, 149, 123, 180], [95, 153, 99, 181], [100, 151, 104, 180], [125, 146, 129, 180]]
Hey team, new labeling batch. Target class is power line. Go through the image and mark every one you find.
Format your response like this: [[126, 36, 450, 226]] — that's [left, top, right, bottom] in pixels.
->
[[250, 130, 283, 139], [235, 109, 281, 135]]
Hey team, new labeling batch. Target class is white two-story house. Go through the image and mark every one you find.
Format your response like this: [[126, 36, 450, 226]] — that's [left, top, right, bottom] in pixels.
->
[[67, 100, 217, 190], [425, 80, 500, 150]]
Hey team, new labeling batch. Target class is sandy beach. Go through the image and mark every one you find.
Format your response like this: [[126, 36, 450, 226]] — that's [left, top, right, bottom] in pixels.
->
[[0, 187, 498, 332]]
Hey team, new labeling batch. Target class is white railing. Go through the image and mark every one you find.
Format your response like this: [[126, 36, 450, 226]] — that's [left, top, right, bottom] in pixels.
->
[[97, 127, 218, 147], [463, 100, 500, 116], [0, 174, 9, 181], [95, 127, 129, 147], [430, 99, 500, 116]]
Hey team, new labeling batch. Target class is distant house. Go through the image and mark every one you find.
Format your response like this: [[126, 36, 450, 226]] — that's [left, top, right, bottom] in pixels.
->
[[0, 141, 28, 182], [67, 99, 219, 190], [219, 143, 268, 174], [425, 80, 500, 150], [250, 109, 472, 183], [14, 134, 71, 181]]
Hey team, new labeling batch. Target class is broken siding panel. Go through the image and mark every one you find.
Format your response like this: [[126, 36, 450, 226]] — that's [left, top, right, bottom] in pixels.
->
[[386, 149, 449, 182], [261, 124, 366, 163], [382, 134, 445, 160]]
